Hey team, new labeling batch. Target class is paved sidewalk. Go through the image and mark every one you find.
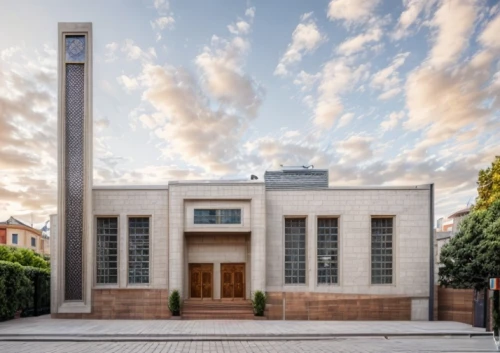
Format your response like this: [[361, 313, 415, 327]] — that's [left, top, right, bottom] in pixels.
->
[[0, 315, 488, 340]]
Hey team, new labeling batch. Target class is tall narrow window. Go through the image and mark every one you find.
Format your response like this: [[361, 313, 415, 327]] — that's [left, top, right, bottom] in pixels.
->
[[371, 217, 393, 284], [128, 217, 150, 284], [317, 218, 338, 284], [284, 218, 306, 284], [31, 237, 36, 247], [12, 234, 18, 244], [96, 217, 118, 284]]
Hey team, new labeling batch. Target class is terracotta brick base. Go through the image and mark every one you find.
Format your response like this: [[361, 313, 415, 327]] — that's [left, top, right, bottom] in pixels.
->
[[265, 292, 412, 320], [52, 289, 171, 319]]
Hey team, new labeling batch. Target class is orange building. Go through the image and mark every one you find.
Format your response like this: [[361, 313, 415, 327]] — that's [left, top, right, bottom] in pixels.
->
[[0, 216, 50, 256]]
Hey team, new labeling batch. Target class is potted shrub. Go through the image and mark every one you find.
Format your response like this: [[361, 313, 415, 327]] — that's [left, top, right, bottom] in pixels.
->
[[168, 289, 181, 317], [252, 290, 266, 317]]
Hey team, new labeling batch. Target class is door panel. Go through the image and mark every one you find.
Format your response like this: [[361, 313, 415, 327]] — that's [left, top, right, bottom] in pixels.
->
[[190, 269, 201, 298], [202, 271, 212, 298], [0, 229, 5, 245], [233, 270, 244, 298], [222, 271, 233, 298], [221, 263, 245, 299]]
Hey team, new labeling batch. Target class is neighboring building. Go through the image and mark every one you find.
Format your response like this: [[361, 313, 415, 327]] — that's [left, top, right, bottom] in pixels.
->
[[435, 217, 453, 232], [434, 206, 472, 279], [0, 216, 50, 255], [51, 23, 434, 321], [448, 207, 471, 234]]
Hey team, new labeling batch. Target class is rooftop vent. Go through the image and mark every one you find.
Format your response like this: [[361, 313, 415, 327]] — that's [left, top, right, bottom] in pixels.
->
[[264, 167, 328, 190]]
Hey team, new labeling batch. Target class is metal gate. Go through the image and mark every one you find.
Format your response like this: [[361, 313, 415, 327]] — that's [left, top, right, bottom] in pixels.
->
[[473, 289, 486, 328]]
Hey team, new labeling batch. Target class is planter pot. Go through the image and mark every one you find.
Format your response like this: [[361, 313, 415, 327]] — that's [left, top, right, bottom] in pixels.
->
[[14, 310, 22, 319]]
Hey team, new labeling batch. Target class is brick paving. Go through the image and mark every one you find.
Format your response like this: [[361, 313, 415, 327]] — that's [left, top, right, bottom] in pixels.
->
[[0, 337, 495, 353], [0, 316, 486, 337]]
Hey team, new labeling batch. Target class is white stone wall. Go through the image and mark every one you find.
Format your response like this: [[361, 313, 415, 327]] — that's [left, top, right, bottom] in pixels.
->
[[265, 188, 431, 298], [92, 188, 169, 289], [168, 182, 266, 298]]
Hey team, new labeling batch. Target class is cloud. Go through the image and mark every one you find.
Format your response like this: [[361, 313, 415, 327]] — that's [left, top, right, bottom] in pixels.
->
[[327, 0, 381, 25], [370, 52, 410, 100], [478, 10, 500, 51], [125, 8, 263, 174], [313, 58, 369, 128], [336, 112, 355, 129], [337, 26, 382, 55], [151, 16, 175, 31], [228, 21, 251, 35], [245, 7, 256, 19], [1, 46, 21, 61], [274, 13, 326, 76], [428, 0, 478, 68], [337, 135, 373, 162], [95, 117, 110, 131], [393, 0, 438, 40], [0, 46, 58, 223], [153, 0, 169, 13], [151, 0, 175, 41], [104, 42, 119, 63], [293, 71, 321, 91], [404, 51, 496, 150], [380, 111, 404, 131], [117, 74, 139, 91], [195, 21, 262, 117], [122, 39, 157, 62]]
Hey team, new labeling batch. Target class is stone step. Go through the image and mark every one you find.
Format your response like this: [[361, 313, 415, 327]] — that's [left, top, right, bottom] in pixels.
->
[[182, 299, 254, 320], [182, 313, 255, 320]]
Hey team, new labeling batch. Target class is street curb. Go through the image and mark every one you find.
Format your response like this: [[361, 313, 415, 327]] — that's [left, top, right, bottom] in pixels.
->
[[0, 332, 492, 342]]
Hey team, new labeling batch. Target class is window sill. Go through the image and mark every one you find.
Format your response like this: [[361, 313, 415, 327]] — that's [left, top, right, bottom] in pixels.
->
[[93, 284, 119, 290]]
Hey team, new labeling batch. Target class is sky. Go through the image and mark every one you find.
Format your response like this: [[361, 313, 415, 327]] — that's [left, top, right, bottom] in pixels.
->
[[0, 0, 499, 228]]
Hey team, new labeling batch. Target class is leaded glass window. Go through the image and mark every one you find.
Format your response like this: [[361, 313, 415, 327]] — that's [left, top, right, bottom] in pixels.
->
[[284, 218, 306, 284], [128, 217, 150, 284], [317, 218, 338, 284], [371, 217, 393, 284], [194, 209, 241, 224], [96, 217, 118, 284]]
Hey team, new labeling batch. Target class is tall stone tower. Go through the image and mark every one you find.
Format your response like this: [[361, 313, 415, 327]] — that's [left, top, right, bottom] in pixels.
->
[[52, 23, 93, 315]]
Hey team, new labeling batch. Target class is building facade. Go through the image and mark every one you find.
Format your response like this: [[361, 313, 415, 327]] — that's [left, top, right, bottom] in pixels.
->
[[0, 217, 50, 256], [51, 23, 434, 320]]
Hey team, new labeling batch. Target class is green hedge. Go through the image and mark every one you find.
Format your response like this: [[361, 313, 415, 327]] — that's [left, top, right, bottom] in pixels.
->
[[0, 246, 51, 321], [22, 267, 51, 317], [0, 261, 32, 321], [0, 245, 50, 269]]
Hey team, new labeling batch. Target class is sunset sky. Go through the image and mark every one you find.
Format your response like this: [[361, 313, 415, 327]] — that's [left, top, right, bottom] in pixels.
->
[[0, 0, 499, 227]]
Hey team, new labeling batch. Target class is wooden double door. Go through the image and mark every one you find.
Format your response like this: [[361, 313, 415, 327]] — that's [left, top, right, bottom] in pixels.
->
[[189, 263, 246, 299], [221, 263, 245, 299], [189, 264, 213, 299]]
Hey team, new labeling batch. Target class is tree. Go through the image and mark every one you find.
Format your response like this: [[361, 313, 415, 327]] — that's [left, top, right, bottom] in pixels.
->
[[438, 209, 489, 291], [438, 199, 500, 334], [475, 156, 500, 211]]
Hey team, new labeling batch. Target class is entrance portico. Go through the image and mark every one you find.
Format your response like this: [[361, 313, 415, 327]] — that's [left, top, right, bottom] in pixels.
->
[[168, 181, 267, 301], [185, 233, 250, 300]]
